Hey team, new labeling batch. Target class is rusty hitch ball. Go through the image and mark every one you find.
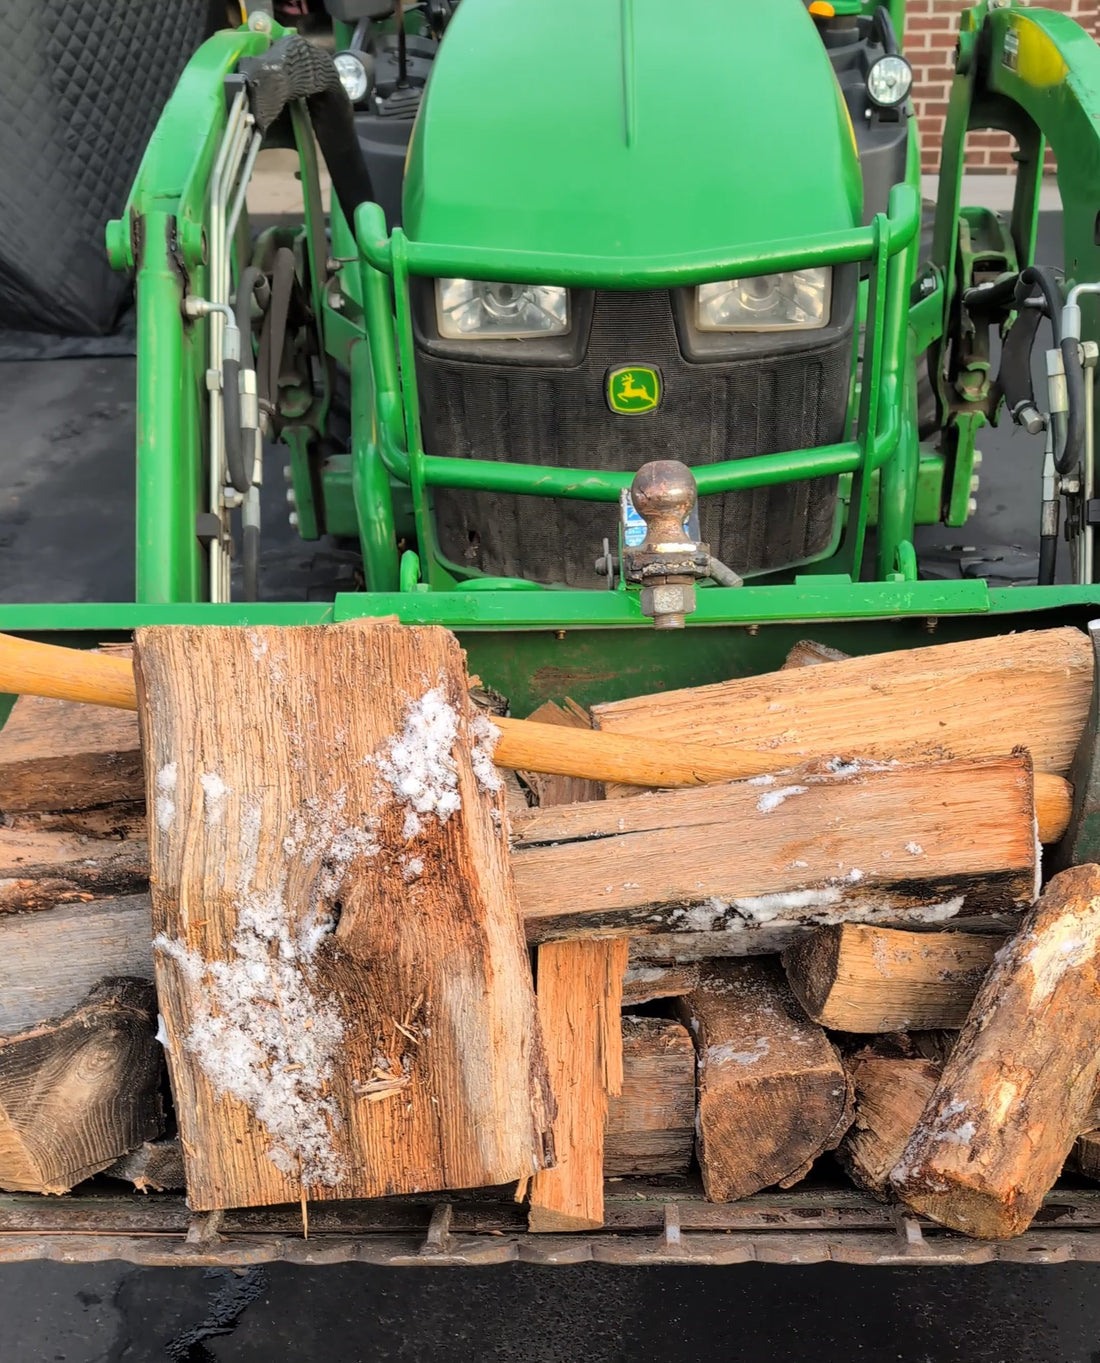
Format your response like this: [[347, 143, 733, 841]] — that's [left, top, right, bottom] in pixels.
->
[[627, 461, 709, 629], [631, 460, 698, 550]]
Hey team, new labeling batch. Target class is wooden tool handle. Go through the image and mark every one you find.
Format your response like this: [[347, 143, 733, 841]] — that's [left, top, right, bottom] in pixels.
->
[[0, 631, 1073, 840], [0, 632, 137, 710]]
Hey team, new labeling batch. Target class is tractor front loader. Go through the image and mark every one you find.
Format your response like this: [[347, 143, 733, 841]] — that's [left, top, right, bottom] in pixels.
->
[[6, 0, 1100, 1263]]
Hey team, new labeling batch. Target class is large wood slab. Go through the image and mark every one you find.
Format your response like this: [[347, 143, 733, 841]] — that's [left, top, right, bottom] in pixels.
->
[[0, 978, 162, 1194], [0, 693, 142, 814], [0, 894, 153, 1034], [591, 628, 1092, 779], [891, 864, 1100, 1238], [0, 825, 147, 913], [677, 960, 851, 1201], [136, 624, 554, 1213], [512, 755, 1038, 942], [528, 936, 627, 1231]]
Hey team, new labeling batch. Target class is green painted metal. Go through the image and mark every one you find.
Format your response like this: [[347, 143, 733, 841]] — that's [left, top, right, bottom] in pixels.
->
[[401, 0, 862, 265], [349, 339, 400, 590]]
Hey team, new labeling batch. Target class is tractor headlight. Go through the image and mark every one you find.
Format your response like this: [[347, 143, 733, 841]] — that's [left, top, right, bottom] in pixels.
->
[[435, 279, 570, 339], [695, 268, 831, 332], [867, 55, 912, 108], [334, 51, 370, 105]]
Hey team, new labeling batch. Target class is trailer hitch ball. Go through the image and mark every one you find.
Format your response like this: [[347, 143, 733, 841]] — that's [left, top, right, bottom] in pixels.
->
[[626, 460, 711, 630]]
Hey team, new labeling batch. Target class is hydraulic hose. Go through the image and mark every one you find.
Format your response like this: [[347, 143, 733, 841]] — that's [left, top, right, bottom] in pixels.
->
[[1061, 333, 1087, 477]]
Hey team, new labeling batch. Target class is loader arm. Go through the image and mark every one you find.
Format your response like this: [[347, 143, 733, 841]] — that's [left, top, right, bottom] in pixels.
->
[[927, 2, 1100, 545]]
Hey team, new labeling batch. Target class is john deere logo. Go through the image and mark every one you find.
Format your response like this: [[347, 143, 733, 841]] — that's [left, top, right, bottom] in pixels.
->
[[607, 365, 661, 415]]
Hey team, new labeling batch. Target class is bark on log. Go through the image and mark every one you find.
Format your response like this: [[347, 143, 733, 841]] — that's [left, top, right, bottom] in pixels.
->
[[676, 960, 852, 1201], [0, 978, 163, 1194], [512, 755, 1038, 943], [782, 924, 1001, 1032], [781, 639, 852, 669], [605, 1016, 695, 1177], [592, 628, 1092, 790], [890, 864, 1100, 1238], [528, 936, 628, 1231], [839, 1055, 942, 1197], [105, 1138, 186, 1193], [136, 623, 554, 1213], [0, 693, 142, 814]]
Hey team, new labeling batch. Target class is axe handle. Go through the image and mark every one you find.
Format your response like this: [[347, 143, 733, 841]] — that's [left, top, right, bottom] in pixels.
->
[[0, 631, 1073, 839], [0, 632, 137, 711]]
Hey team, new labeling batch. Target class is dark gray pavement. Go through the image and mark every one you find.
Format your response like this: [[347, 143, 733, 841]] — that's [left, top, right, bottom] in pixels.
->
[[2, 211, 1097, 1362]]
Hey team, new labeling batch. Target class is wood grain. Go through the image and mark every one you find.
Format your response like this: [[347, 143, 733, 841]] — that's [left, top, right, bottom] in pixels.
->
[[592, 628, 1093, 784], [136, 623, 554, 1213], [839, 1056, 942, 1198], [621, 959, 700, 1007], [528, 937, 628, 1231], [0, 978, 162, 1194], [0, 825, 147, 913], [605, 1016, 694, 1177], [782, 924, 1001, 1032], [0, 693, 142, 814], [677, 960, 852, 1201], [890, 864, 1100, 1238], [512, 755, 1038, 942], [0, 894, 153, 1035]]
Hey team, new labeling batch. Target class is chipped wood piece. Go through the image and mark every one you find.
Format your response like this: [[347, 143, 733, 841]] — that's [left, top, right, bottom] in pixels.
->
[[1074, 1131, 1100, 1182], [781, 639, 852, 669], [781, 924, 1001, 1032], [511, 755, 1038, 943], [890, 864, 1100, 1239], [518, 700, 604, 807], [136, 623, 554, 1213], [105, 1138, 186, 1193], [500, 770, 531, 821], [605, 1016, 694, 1177], [0, 894, 153, 1035], [0, 825, 148, 913], [0, 693, 142, 814], [622, 959, 701, 1007], [0, 978, 163, 1194], [838, 1056, 942, 1198], [528, 937, 629, 1231], [677, 960, 851, 1201], [592, 628, 1093, 797]]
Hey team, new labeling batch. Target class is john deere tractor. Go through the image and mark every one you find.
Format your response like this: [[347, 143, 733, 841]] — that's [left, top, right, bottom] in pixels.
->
[[68, 0, 1100, 695]]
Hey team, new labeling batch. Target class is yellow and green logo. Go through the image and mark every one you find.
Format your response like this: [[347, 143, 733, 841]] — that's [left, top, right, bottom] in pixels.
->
[[607, 365, 661, 415]]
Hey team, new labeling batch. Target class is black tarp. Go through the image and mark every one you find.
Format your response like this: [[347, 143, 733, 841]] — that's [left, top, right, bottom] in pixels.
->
[[0, 0, 214, 338]]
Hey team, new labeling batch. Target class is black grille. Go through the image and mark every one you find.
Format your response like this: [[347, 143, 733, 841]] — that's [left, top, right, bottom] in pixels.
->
[[417, 290, 852, 586]]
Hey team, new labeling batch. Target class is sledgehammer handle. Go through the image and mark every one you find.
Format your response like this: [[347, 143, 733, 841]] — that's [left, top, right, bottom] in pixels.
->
[[0, 632, 137, 710], [0, 631, 1073, 841]]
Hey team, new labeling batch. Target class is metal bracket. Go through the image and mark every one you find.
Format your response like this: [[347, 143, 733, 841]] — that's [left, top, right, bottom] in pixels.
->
[[418, 1202, 455, 1257]]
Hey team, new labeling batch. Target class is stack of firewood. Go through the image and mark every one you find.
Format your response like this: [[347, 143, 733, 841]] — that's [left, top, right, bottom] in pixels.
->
[[2, 623, 1099, 1243]]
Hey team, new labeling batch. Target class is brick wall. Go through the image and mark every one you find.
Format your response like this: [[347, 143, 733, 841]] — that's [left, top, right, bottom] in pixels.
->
[[906, 0, 1099, 172]]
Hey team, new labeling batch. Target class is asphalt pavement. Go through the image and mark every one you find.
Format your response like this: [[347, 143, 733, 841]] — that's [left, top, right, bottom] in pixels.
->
[[2, 209, 1098, 1363]]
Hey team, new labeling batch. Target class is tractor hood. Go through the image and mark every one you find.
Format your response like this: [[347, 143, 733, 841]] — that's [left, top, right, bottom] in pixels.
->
[[403, 0, 863, 263]]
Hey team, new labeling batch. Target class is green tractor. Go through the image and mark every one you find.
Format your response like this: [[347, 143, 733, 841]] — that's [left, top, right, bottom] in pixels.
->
[[71, 0, 1100, 705], [7, 0, 1100, 1260]]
